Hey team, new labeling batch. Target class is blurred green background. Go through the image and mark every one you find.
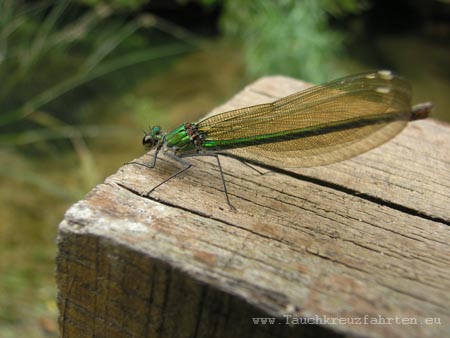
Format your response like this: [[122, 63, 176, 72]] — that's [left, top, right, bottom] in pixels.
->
[[0, 0, 449, 336]]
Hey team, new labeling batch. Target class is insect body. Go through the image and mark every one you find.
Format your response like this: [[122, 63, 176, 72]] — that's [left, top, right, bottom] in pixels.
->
[[133, 70, 431, 208]]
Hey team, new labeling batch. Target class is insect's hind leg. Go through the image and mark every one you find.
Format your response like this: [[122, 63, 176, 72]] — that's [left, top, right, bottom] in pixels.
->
[[178, 153, 236, 210], [214, 155, 236, 210]]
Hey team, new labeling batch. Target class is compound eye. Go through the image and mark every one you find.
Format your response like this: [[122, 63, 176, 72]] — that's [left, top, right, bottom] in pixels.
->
[[142, 125, 163, 150], [142, 134, 156, 148]]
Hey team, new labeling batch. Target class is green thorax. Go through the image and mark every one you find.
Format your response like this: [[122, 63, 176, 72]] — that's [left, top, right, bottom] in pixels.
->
[[165, 123, 199, 153]]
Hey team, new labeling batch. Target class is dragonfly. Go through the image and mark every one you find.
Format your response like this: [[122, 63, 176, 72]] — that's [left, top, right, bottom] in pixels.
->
[[130, 70, 431, 209]]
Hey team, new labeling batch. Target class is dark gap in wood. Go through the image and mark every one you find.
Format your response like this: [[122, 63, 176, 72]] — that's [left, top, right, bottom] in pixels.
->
[[221, 155, 450, 227], [115, 182, 284, 243], [288, 171, 450, 227]]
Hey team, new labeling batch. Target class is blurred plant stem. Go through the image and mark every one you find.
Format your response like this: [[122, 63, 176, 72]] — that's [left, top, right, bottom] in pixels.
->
[[0, 0, 195, 196], [0, 4, 201, 335], [0, 43, 192, 126]]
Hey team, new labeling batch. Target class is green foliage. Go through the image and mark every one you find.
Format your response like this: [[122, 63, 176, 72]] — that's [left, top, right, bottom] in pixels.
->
[[221, 0, 367, 82], [0, 3, 194, 336], [0, 0, 192, 195], [79, 0, 147, 11], [0, 1, 190, 128], [74, 0, 368, 82]]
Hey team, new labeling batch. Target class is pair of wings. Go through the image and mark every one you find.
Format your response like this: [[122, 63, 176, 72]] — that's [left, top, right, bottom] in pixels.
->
[[197, 71, 412, 168]]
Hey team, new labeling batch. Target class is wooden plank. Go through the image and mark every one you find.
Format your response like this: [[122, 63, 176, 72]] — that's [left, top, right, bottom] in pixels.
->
[[208, 76, 450, 222], [57, 76, 450, 338]]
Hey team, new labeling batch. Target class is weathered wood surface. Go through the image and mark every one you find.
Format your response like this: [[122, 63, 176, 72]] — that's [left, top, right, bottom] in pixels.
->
[[57, 76, 450, 338]]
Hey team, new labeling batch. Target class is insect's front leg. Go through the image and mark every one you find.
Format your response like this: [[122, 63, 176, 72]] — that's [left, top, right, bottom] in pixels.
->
[[125, 143, 164, 169]]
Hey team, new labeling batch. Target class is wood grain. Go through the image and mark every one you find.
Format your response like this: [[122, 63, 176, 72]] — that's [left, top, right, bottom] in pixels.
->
[[57, 76, 450, 338]]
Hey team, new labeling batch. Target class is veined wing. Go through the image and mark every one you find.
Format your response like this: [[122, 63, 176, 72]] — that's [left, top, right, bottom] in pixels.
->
[[197, 71, 412, 167]]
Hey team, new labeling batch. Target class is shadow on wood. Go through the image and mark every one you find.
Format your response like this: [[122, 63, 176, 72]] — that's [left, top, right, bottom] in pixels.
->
[[56, 76, 450, 338]]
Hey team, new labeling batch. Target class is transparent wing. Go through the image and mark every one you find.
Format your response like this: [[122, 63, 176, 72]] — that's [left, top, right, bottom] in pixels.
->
[[197, 71, 412, 167]]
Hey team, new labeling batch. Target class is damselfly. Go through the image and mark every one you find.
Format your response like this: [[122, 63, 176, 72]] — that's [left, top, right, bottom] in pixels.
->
[[130, 70, 431, 208]]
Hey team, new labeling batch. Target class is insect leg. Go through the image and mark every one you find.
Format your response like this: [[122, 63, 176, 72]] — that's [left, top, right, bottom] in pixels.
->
[[146, 153, 192, 196], [214, 155, 236, 210], [178, 153, 236, 210], [126, 143, 163, 169], [236, 159, 269, 175]]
